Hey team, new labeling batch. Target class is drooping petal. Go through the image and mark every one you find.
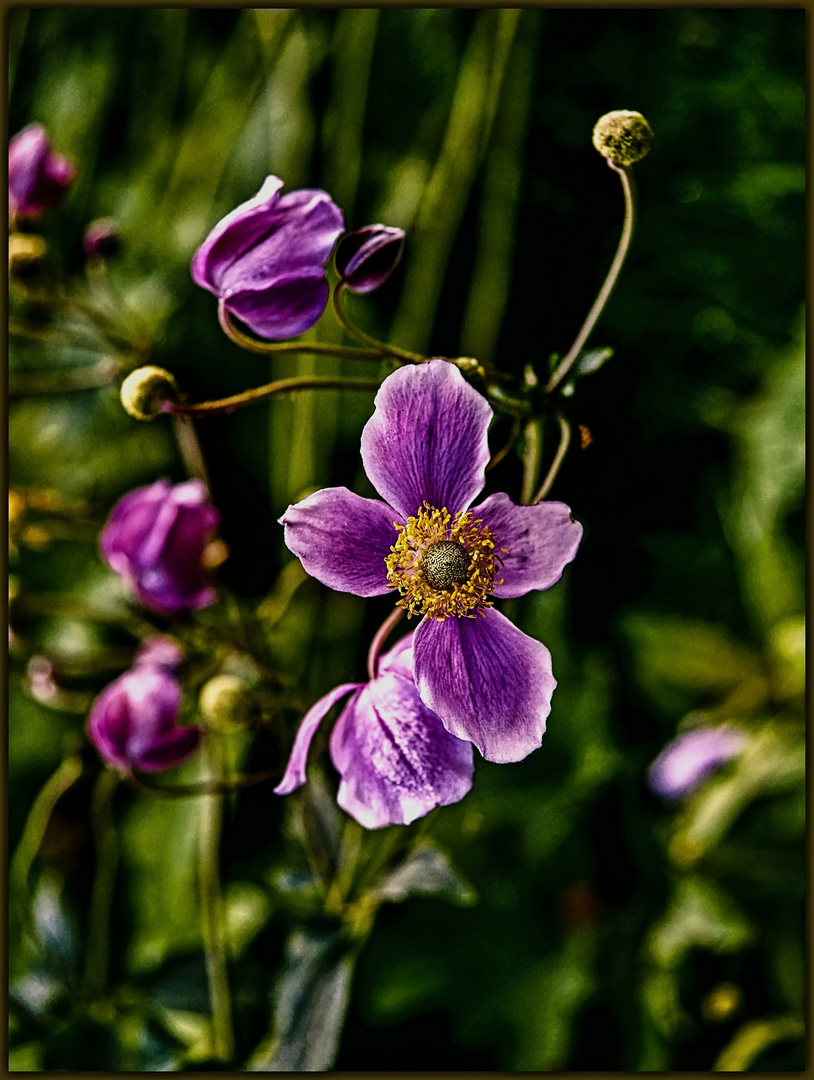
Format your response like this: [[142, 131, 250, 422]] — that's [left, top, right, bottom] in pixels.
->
[[223, 269, 330, 340], [274, 682, 362, 795], [330, 673, 473, 829], [475, 492, 583, 599], [280, 488, 401, 597], [376, 632, 415, 681], [413, 610, 556, 764], [360, 359, 493, 520]]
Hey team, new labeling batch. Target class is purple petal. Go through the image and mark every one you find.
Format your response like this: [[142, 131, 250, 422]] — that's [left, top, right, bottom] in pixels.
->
[[223, 269, 329, 340], [649, 727, 748, 801], [134, 725, 203, 772], [9, 123, 75, 217], [376, 632, 415, 681], [134, 636, 184, 670], [274, 682, 361, 795], [335, 225, 405, 294], [280, 487, 401, 597], [330, 673, 474, 829], [360, 360, 493, 520], [413, 610, 556, 763], [88, 686, 133, 771], [475, 493, 583, 599]]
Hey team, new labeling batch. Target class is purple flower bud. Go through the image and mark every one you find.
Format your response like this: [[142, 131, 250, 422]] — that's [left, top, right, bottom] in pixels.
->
[[334, 225, 405, 294], [648, 726, 748, 801], [9, 124, 75, 220], [83, 218, 120, 261], [191, 175, 345, 340], [100, 479, 220, 615], [134, 635, 184, 671], [87, 662, 201, 773]]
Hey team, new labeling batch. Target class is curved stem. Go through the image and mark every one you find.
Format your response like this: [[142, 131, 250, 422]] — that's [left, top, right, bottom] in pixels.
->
[[485, 416, 521, 473], [367, 606, 405, 680], [520, 417, 543, 505], [545, 162, 636, 394], [218, 300, 384, 361], [83, 769, 120, 1000], [10, 754, 84, 893], [169, 374, 383, 418], [199, 736, 234, 1063], [532, 411, 571, 503], [124, 767, 280, 800], [332, 282, 426, 364]]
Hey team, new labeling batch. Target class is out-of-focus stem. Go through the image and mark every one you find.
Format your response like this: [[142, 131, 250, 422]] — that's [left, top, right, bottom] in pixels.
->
[[218, 301, 383, 361], [10, 754, 83, 894], [199, 736, 234, 1063], [520, 418, 543, 505], [545, 162, 637, 394], [367, 606, 405, 680], [125, 768, 280, 800], [169, 374, 383, 419], [83, 769, 120, 1000], [532, 412, 572, 503], [172, 413, 211, 491]]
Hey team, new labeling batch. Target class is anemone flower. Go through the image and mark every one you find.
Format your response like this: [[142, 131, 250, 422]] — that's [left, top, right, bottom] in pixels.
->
[[281, 360, 583, 763], [275, 633, 473, 828]]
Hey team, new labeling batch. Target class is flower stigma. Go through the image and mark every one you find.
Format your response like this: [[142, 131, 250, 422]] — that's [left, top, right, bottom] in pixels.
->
[[385, 502, 506, 621]]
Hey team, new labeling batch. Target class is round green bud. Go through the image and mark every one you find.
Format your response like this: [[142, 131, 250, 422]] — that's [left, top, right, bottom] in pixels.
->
[[592, 110, 653, 166], [199, 674, 249, 732], [120, 366, 178, 420]]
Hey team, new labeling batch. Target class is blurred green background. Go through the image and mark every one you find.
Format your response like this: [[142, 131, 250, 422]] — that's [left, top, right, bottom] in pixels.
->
[[9, 8, 805, 1071]]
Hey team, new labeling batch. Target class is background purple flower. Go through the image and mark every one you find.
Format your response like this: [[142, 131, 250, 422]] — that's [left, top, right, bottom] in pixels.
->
[[281, 360, 583, 764], [87, 644, 201, 773], [191, 175, 345, 339], [83, 217, 120, 260], [100, 479, 219, 615], [648, 726, 748, 801], [275, 634, 474, 829], [335, 224, 405, 293], [9, 123, 75, 219]]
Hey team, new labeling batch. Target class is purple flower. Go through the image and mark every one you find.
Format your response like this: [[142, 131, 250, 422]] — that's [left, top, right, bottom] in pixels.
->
[[9, 124, 75, 220], [83, 218, 120, 261], [275, 633, 473, 828], [191, 175, 345, 340], [100, 479, 219, 615], [648, 726, 748, 801], [335, 225, 405, 294], [87, 637, 201, 773], [281, 360, 583, 764]]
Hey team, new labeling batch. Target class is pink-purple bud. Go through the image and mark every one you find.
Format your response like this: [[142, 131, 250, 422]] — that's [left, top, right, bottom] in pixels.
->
[[87, 654, 201, 774], [9, 124, 75, 220], [334, 225, 405, 294], [100, 479, 220, 615], [648, 726, 747, 801], [83, 218, 120, 261]]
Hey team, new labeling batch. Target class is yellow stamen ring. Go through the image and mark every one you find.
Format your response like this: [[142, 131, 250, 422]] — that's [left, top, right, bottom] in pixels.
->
[[384, 502, 505, 621]]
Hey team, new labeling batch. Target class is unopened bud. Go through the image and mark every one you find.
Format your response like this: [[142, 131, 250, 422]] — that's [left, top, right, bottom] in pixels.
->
[[199, 674, 249, 732], [83, 218, 121, 261], [335, 225, 405, 294], [120, 366, 178, 420], [592, 110, 653, 166]]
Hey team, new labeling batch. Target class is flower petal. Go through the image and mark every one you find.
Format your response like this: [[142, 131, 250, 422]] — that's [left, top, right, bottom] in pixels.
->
[[413, 610, 556, 763], [376, 632, 415, 681], [475, 492, 583, 599], [330, 673, 473, 828], [648, 727, 748, 801], [360, 360, 493, 520], [281, 487, 401, 597], [134, 725, 202, 773], [224, 269, 329, 340], [274, 682, 362, 795]]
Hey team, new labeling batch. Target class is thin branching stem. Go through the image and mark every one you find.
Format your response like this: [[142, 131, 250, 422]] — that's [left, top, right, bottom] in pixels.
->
[[331, 281, 425, 364], [169, 374, 383, 418], [532, 411, 572, 503], [218, 300, 384, 361], [366, 606, 405, 680]]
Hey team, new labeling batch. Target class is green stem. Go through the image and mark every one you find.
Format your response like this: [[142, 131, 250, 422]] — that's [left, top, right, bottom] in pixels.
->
[[485, 416, 522, 473], [9, 359, 119, 397], [520, 418, 544, 505], [532, 412, 572, 503], [218, 300, 384, 361], [169, 373, 383, 418], [172, 413, 211, 489], [199, 736, 234, 1063], [331, 282, 425, 364], [545, 162, 637, 394], [83, 769, 120, 1001], [10, 754, 84, 894], [125, 767, 280, 800]]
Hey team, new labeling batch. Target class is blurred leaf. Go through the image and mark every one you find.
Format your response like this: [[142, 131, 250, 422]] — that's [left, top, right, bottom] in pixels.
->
[[713, 1015, 804, 1071], [247, 926, 355, 1071], [575, 346, 614, 376], [224, 881, 272, 959], [374, 841, 477, 907], [648, 876, 753, 968]]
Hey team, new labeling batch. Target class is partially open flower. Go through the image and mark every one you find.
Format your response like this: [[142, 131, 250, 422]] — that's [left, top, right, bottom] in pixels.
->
[[191, 175, 344, 340], [648, 726, 747, 801], [335, 225, 405, 294], [100, 479, 219, 615], [9, 123, 75, 220], [275, 634, 473, 829], [88, 641, 201, 773]]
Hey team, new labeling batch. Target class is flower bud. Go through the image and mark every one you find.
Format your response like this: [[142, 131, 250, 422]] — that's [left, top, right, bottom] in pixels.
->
[[648, 726, 747, 801], [592, 110, 653, 166], [9, 123, 75, 219], [120, 366, 178, 420], [199, 674, 250, 732], [335, 225, 405, 294], [83, 218, 121, 261]]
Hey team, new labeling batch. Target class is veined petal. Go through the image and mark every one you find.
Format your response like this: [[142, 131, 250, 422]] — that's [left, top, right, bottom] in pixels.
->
[[475, 492, 583, 599], [413, 610, 556, 764], [330, 673, 473, 829], [224, 269, 329, 340], [360, 360, 493, 520], [274, 682, 362, 795], [376, 632, 415, 681], [281, 488, 400, 597]]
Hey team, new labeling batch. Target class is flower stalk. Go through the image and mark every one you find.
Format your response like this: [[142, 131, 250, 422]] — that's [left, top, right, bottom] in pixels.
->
[[331, 281, 424, 364], [218, 301, 383, 361], [366, 605, 405, 680], [83, 768, 120, 1001], [169, 373, 383, 418], [533, 411, 572, 503]]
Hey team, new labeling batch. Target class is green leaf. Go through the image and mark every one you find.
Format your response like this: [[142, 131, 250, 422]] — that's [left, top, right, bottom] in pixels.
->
[[247, 927, 355, 1072], [574, 346, 614, 376], [713, 1015, 804, 1071], [648, 876, 753, 969], [374, 841, 477, 907]]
